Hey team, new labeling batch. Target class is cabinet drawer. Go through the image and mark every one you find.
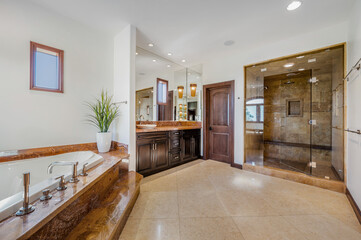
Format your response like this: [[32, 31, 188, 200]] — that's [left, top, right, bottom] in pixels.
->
[[169, 152, 181, 165], [137, 132, 168, 140], [170, 139, 180, 149], [169, 131, 181, 139]]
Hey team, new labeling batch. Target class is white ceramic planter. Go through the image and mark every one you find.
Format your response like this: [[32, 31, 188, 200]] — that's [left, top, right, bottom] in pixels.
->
[[96, 132, 112, 153]]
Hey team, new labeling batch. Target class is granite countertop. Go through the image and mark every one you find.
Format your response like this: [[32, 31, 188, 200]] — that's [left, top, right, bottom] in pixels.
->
[[136, 126, 202, 133]]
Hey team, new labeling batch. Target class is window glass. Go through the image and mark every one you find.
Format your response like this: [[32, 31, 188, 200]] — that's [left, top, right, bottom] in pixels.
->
[[246, 105, 257, 122], [35, 49, 59, 89]]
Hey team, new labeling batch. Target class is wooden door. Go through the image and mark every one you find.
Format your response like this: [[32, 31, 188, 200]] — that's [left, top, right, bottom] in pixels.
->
[[153, 138, 169, 170], [204, 81, 234, 163]]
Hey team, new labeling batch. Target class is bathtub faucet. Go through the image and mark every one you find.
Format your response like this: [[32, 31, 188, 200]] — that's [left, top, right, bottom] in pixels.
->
[[47, 161, 79, 183]]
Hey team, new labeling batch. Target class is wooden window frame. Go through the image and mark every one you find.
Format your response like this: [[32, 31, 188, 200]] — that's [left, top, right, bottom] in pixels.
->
[[246, 104, 264, 123], [30, 41, 64, 93], [156, 78, 168, 105]]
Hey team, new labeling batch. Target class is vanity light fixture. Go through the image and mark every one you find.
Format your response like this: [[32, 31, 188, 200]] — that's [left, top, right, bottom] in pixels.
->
[[177, 86, 184, 98], [148, 43, 154, 47], [287, 1, 302, 11], [284, 63, 295, 68], [190, 84, 197, 97]]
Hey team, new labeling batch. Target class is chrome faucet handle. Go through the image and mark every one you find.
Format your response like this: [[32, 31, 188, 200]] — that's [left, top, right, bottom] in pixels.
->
[[69, 162, 79, 183], [80, 163, 88, 176], [55, 175, 67, 191], [40, 188, 52, 201]]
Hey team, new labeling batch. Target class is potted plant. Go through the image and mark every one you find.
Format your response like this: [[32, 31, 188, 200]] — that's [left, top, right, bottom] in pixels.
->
[[86, 90, 120, 153]]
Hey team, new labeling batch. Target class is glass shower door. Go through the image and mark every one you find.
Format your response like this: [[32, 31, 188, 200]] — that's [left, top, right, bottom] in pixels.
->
[[263, 70, 312, 174]]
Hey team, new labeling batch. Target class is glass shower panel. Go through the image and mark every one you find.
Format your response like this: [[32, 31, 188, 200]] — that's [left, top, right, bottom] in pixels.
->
[[245, 67, 264, 166], [310, 47, 344, 180], [263, 70, 312, 173]]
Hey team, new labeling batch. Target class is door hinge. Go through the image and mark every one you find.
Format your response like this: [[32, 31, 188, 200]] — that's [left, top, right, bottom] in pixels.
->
[[309, 162, 317, 168], [309, 120, 317, 125], [309, 77, 319, 83]]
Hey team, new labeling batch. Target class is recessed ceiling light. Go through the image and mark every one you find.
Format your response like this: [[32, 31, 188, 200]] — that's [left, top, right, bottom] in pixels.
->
[[136, 52, 138, 55], [284, 63, 295, 68], [296, 56, 304, 59], [148, 43, 154, 47], [182, 59, 186, 63], [167, 64, 171, 68], [167, 52, 172, 56], [152, 59, 156, 62], [298, 68, 305, 71], [224, 40, 235, 46], [287, 1, 302, 11]]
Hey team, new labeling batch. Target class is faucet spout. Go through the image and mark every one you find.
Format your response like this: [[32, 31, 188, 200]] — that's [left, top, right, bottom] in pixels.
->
[[47, 161, 79, 183]]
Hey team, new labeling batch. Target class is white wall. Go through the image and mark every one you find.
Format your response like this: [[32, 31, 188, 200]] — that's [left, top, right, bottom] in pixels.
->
[[113, 25, 136, 171], [0, 0, 114, 151], [346, 0, 361, 210], [202, 22, 349, 165]]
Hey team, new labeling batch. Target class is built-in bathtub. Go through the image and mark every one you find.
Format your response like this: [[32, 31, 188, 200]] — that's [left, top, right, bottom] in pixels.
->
[[0, 151, 103, 221]]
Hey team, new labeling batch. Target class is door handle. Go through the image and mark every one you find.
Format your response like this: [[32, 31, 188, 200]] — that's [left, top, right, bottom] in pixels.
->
[[209, 126, 213, 131]]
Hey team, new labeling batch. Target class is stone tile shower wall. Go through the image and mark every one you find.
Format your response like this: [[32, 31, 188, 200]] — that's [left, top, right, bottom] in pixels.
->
[[263, 70, 332, 169]]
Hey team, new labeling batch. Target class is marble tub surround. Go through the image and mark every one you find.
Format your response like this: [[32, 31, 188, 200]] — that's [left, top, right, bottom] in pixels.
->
[[0, 141, 128, 163], [66, 171, 142, 240], [136, 121, 202, 133], [0, 150, 129, 240], [120, 160, 361, 240]]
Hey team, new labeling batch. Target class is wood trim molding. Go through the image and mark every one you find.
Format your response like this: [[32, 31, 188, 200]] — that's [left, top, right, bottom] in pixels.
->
[[30, 41, 64, 93], [231, 162, 243, 170], [203, 80, 235, 165], [346, 188, 361, 224], [0, 141, 128, 163]]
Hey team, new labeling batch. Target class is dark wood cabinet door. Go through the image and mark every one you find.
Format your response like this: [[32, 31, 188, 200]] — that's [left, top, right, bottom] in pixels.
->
[[193, 135, 200, 158], [137, 139, 153, 173], [153, 139, 169, 169], [182, 134, 193, 162], [208, 86, 233, 163]]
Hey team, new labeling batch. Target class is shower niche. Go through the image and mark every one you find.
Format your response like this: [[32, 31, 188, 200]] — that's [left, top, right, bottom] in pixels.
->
[[245, 44, 345, 181]]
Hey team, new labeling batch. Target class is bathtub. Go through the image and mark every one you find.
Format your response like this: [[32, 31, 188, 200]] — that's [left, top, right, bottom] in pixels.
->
[[0, 151, 103, 221]]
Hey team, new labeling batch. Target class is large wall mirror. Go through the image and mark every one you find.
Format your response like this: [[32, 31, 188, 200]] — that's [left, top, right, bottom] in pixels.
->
[[136, 47, 202, 121]]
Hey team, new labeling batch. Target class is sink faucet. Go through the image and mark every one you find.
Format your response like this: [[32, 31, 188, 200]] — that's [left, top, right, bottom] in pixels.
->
[[47, 161, 79, 183], [139, 115, 144, 123]]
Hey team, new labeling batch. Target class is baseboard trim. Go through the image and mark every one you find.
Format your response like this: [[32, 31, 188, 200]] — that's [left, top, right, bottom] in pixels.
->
[[346, 188, 361, 224], [231, 162, 243, 169]]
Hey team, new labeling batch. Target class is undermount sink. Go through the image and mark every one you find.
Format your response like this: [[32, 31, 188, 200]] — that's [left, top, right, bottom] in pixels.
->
[[137, 124, 157, 129]]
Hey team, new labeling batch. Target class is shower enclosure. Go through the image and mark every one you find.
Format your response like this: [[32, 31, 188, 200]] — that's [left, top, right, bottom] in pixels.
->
[[244, 44, 345, 181]]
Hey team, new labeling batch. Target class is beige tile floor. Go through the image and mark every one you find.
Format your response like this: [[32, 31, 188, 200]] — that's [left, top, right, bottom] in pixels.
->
[[119, 160, 361, 240]]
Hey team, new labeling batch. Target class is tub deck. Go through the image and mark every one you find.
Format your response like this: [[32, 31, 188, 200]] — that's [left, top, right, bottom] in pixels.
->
[[0, 149, 130, 240]]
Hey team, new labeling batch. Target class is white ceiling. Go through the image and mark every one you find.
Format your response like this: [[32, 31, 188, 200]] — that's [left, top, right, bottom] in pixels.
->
[[28, 0, 355, 66]]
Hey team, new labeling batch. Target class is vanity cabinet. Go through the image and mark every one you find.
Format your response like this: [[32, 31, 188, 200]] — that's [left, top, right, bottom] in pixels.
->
[[137, 129, 201, 176]]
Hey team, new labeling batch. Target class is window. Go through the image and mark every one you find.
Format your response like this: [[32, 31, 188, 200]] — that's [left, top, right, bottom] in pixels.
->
[[30, 41, 64, 93], [246, 98, 264, 122], [157, 78, 168, 105]]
